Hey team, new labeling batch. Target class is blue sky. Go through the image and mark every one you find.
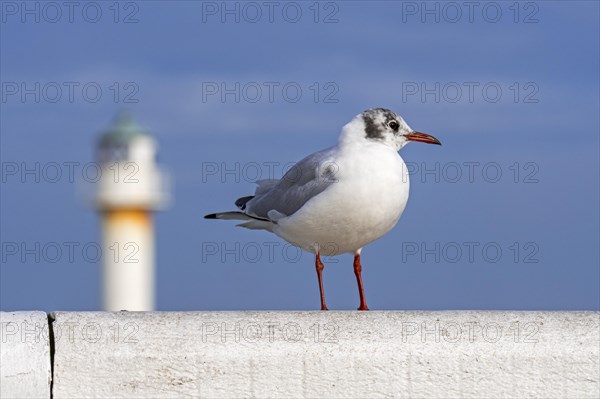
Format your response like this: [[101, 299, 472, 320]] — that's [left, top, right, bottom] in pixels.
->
[[1, 1, 598, 311]]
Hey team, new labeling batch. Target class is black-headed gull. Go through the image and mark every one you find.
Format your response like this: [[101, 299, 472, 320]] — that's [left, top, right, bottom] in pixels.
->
[[205, 108, 441, 310]]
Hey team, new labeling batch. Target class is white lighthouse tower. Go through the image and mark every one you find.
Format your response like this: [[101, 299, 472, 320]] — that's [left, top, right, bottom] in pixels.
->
[[94, 113, 169, 311]]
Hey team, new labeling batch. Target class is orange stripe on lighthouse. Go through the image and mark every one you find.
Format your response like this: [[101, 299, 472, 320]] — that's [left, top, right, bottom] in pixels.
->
[[103, 209, 152, 229]]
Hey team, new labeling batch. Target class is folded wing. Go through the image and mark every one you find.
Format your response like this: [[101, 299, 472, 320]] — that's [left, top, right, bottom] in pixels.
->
[[244, 147, 337, 221]]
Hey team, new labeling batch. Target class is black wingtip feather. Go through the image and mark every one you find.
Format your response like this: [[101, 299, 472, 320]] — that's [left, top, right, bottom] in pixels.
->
[[204, 213, 217, 219], [235, 195, 255, 210]]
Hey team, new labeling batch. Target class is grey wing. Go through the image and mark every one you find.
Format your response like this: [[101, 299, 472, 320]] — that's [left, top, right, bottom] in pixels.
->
[[245, 147, 337, 220], [254, 179, 279, 196]]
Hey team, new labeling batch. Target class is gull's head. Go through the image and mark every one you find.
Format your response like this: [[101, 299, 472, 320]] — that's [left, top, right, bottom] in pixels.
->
[[340, 108, 441, 150]]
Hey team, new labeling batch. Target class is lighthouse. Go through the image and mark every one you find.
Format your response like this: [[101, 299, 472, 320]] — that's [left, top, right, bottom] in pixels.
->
[[94, 113, 169, 311]]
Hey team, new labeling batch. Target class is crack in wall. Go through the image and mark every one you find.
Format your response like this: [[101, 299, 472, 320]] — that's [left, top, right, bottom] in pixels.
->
[[47, 313, 55, 399]]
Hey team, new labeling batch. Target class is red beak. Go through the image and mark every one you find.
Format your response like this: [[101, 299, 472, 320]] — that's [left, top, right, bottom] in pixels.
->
[[405, 131, 441, 145]]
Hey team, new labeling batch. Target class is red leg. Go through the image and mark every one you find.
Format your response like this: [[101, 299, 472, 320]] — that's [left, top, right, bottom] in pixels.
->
[[353, 253, 369, 311], [315, 252, 328, 311]]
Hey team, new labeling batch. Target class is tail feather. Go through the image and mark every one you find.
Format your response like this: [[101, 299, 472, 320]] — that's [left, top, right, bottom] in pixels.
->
[[236, 220, 274, 231]]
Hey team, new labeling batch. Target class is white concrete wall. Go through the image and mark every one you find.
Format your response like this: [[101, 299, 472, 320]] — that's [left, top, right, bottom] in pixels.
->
[[48, 311, 599, 398], [0, 311, 51, 399], [1, 311, 598, 398]]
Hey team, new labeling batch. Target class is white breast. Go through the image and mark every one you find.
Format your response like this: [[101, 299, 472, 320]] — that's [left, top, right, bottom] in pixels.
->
[[275, 142, 410, 255]]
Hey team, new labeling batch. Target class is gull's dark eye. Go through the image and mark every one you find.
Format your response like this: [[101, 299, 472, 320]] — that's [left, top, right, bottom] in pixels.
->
[[389, 121, 399, 131]]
